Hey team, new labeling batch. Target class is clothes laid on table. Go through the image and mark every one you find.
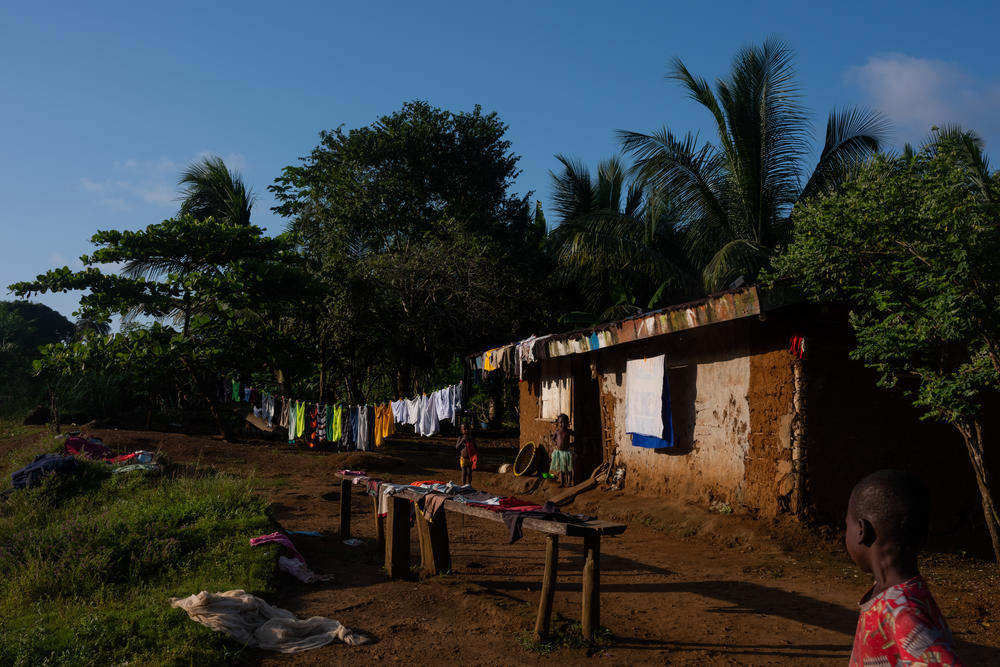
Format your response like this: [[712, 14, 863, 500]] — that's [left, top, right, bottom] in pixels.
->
[[501, 501, 592, 544], [452, 490, 499, 505], [169, 589, 369, 652], [419, 493, 448, 522]]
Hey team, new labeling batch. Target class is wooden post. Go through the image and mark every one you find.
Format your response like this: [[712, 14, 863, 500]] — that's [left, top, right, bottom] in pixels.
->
[[339, 479, 352, 539], [414, 505, 451, 576], [581, 533, 600, 642], [384, 496, 410, 579], [533, 535, 559, 642], [373, 495, 385, 553]]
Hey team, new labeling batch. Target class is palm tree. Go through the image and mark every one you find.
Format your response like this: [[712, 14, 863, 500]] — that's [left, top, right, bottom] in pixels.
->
[[547, 154, 698, 323], [119, 158, 258, 333], [620, 38, 888, 292], [178, 155, 255, 227]]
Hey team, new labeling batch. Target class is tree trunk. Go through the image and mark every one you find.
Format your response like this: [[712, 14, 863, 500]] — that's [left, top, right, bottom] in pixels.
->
[[318, 340, 327, 405], [488, 375, 504, 429], [396, 362, 412, 400], [957, 418, 1000, 562], [180, 357, 232, 442]]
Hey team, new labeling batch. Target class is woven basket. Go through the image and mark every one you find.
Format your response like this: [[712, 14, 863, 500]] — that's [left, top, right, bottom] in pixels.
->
[[513, 441, 541, 477]]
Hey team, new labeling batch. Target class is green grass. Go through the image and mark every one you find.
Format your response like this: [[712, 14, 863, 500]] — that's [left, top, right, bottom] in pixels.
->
[[0, 435, 276, 666], [516, 614, 614, 655]]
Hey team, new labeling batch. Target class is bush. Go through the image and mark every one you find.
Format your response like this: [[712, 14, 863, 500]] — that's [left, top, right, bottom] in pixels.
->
[[0, 440, 276, 665]]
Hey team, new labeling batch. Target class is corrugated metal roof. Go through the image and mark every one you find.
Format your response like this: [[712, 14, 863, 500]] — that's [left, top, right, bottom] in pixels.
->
[[471, 284, 799, 366]]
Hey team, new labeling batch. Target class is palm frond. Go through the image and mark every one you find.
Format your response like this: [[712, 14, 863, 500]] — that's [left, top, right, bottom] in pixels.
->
[[801, 107, 889, 200], [179, 156, 255, 226]]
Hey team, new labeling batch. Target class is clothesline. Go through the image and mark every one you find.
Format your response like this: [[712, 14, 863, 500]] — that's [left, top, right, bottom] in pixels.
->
[[220, 378, 463, 449], [467, 328, 623, 382]]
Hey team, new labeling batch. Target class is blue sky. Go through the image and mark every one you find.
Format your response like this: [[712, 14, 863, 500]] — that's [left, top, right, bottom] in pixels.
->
[[2, 0, 998, 320]]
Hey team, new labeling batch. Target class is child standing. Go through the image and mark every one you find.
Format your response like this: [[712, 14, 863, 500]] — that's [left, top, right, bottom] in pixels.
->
[[549, 413, 574, 488], [845, 469, 963, 666], [456, 422, 477, 486]]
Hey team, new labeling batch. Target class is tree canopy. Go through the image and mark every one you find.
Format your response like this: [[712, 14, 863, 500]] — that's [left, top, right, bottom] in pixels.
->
[[270, 100, 547, 401], [772, 127, 1000, 560], [620, 38, 887, 292]]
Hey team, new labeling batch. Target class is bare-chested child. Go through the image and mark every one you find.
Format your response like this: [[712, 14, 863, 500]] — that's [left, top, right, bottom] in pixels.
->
[[456, 422, 477, 486], [549, 413, 574, 488]]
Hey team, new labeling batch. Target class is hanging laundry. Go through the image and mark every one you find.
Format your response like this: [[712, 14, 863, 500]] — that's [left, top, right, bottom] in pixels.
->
[[391, 399, 408, 425], [332, 405, 343, 442], [231, 380, 240, 402], [418, 394, 439, 437], [404, 396, 420, 426], [295, 400, 306, 439], [317, 405, 326, 444]]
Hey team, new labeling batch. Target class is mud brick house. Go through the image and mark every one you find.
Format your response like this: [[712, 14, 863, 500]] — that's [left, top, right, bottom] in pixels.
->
[[474, 285, 995, 541]]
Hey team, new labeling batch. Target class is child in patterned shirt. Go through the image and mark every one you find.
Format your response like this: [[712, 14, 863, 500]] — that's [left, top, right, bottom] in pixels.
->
[[845, 470, 963, 666]]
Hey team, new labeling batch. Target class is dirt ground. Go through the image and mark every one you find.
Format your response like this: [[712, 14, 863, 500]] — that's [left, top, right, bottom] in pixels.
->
[[13, 426, 1000, 665]]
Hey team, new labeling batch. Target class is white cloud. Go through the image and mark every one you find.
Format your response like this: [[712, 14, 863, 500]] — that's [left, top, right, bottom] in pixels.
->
[[845, 54, 1000, 147], [78, 151, 250, 212]]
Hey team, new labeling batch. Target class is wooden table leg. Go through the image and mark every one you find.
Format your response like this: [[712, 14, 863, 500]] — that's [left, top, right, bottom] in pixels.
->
[[385, 495, 410, 579], [533, 534, 559, 642], [373, 495, 385, 553], [581, 533, 600, 642], [339, 479, 352, 539], [415, 505, 451, 576]]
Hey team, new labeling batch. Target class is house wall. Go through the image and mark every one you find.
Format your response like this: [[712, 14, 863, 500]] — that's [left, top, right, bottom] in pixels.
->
[[520, 316, 798, 518], [516, 305, 1000, 549]]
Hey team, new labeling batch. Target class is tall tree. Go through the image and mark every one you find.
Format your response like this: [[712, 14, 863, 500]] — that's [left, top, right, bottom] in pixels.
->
[[620, 38, 887, 291], [772, 127, 1000, 561], [270, 101, 546, 401], [10, 216, 315, 439], [178, 156, 255, 227], [547, 154, 698, 323]]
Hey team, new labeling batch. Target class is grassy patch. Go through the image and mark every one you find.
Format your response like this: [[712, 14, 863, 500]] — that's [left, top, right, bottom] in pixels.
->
[[0, 437, 276, 665], [517, 614, 614, 655]]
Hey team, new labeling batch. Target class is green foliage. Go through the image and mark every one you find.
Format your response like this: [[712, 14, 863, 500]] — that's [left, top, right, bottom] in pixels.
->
[[0, 302, 75, 417], [772, 126, 1000, 558], [620, 38, 886, 292], [9, 203, 318, 434], [0, 441, 274, 665], [270, 101, 548, 401], [546, 155, 699, 323], [773, 127, 1000, 424]]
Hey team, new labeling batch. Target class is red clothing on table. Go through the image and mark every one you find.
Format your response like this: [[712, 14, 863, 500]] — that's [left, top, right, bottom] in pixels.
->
[[850, 576, 962, 666]]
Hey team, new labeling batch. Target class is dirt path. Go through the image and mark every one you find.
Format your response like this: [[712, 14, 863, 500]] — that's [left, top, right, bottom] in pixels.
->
[[46, 428, 1000, 664]]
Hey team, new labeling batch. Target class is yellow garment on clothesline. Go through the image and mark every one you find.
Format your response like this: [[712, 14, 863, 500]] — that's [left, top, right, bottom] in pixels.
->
[[373, 403, 395, 447], [332, 405, 343, 441], [482, 348, 499, 372]]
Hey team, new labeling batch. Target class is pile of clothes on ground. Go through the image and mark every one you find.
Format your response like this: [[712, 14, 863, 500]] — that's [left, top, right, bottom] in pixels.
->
[[9, 433, 159, 491]]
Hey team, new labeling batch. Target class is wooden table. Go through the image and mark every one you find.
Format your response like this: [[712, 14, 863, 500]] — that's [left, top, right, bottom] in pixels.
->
[[334, 473, 626, 642]]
